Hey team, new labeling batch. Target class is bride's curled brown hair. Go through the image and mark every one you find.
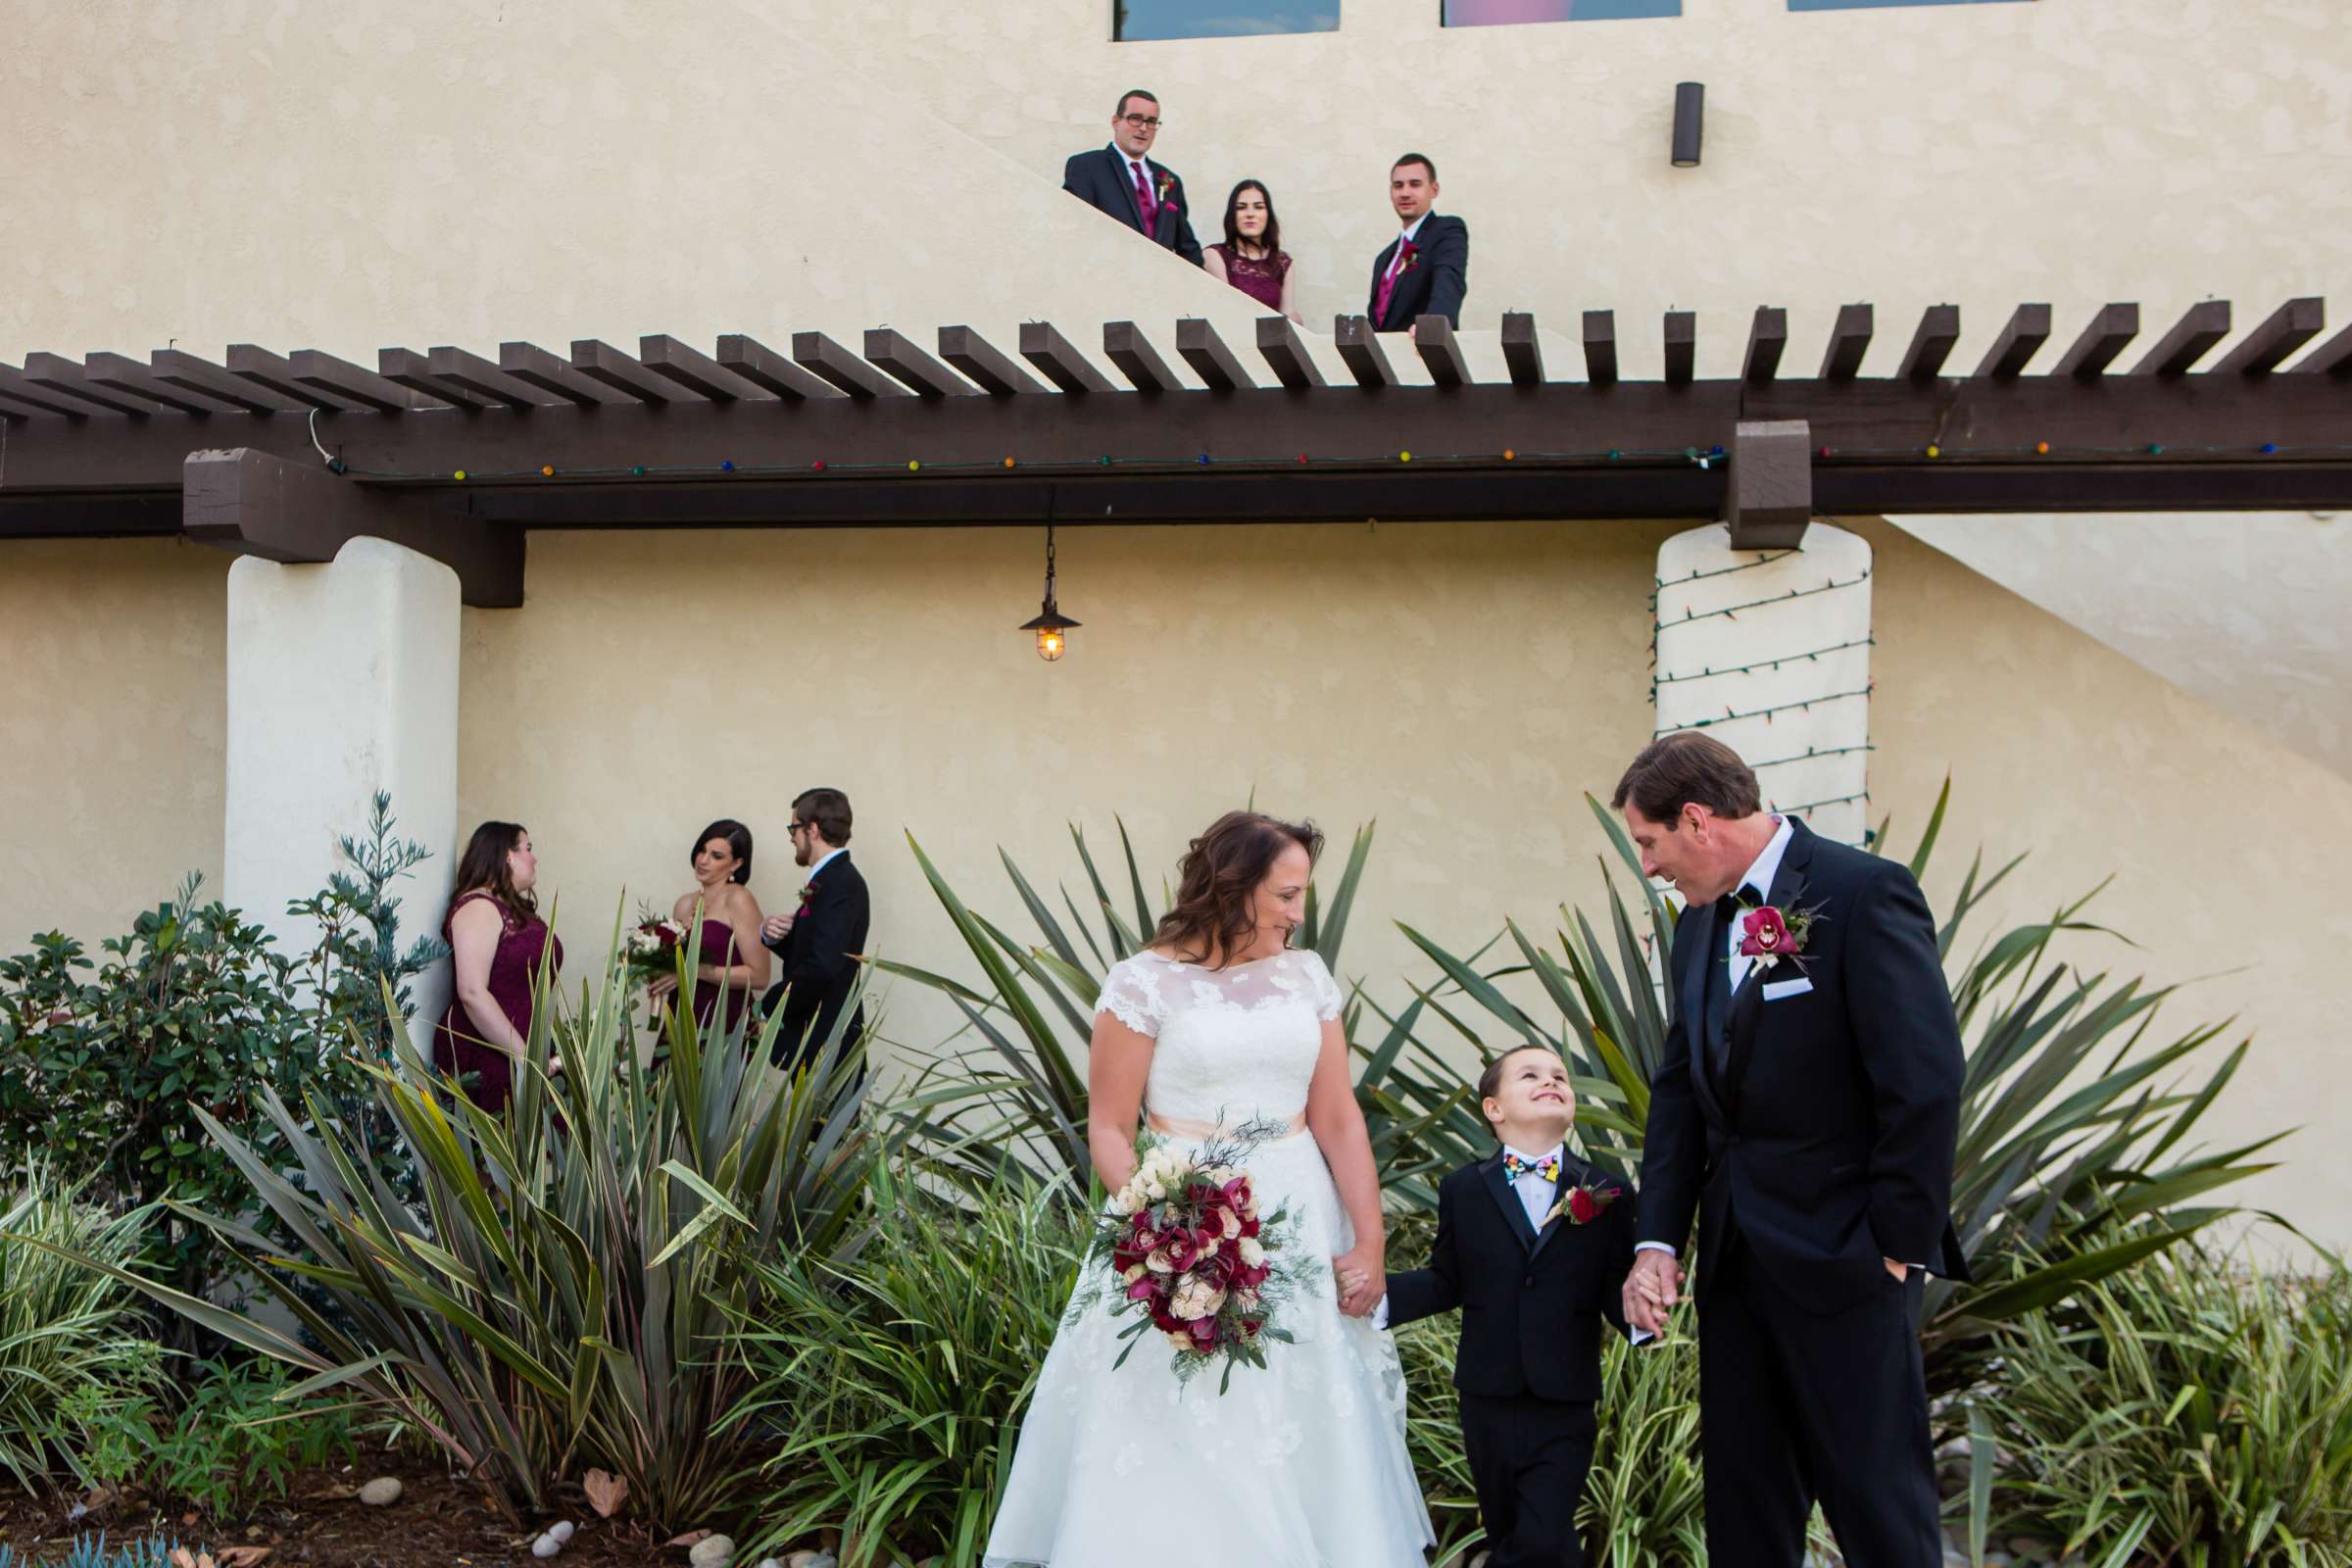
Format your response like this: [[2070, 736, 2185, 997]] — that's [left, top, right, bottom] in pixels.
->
[[1152, 810, 1323, 967]]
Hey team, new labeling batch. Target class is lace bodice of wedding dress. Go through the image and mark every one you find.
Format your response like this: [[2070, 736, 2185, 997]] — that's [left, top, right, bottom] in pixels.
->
[[1093, 947, 1344, 1126]]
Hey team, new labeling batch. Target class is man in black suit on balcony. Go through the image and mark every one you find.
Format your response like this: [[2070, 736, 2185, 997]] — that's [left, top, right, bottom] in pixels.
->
[[1367, 152, 1469, 335], [1061, 87, 1204, 268]]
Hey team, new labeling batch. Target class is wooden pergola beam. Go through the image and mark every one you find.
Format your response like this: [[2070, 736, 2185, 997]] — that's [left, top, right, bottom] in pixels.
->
[[938, 326, 1047, 396], [290, 350, 436, 413], [1583, 312, 1619, 386], [791, 332, 909, 400], [1501, 313, 1544, 388], [863, 328, 981, 398], [2054, 304, 2141, 378], [500, 341, 638, 407], [2292, 320, 2352, 378], [183, 446, 522, 608], [640, 334, 782, 402], [1724, 418, 1812, 549], [1897, 305, 1962, 382], [1175, 318, 1251, 391], [2132, 301, 2231, 377], [1019, 322, 1115, 394], [1334, 316, 1398, 387], [1743, 307, 1788, 386], [1975, 304, 2052, 380], [223, 346, 365, 413], [1257, 317, 1327, 389], [1104, 321, 1184, 393], [84, 353, 244, 416], [0, 363, 96, 418], [1664, 312, 1695, 386], [150, 349, 311, 415], [2213, 298, 2324, 376], [1820, 304, 1874, 381], [23, 354, 159, 417], [712, 334, 844, 401], [1415, 316, 1472, 387], [427, 346, 569, 410]]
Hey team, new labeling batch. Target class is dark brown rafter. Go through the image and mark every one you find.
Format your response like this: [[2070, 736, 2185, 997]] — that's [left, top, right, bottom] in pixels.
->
[[4, 305, 2344, 607]]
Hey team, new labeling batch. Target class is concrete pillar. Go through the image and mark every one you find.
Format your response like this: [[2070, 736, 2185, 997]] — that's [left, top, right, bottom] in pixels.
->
[[1653, 521, 1875, 847], [223, 535, 460, 1050]]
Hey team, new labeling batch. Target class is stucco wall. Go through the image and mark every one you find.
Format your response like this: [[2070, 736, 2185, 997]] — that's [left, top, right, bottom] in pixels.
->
[[457, 517, 2352, 1240], [0, 539, 228, 948]]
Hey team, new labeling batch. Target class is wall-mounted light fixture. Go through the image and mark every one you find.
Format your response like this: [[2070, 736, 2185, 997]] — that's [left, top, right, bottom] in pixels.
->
[[1673, 82, 1705, 169], [1019, 521, 1080, 662]]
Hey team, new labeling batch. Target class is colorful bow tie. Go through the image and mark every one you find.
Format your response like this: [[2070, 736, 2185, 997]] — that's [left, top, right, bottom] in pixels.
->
[[1502, 1151, 1561, 1183]]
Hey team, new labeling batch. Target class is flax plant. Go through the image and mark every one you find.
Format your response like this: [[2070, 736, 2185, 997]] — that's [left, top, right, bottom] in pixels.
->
[[44, 909, 879, 1527], [0, 1171, 160, 1490]]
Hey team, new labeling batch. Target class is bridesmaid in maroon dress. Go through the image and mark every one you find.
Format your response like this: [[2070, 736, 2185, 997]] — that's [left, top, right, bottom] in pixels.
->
[[646, 818, 770, 1050], [434, 821, 563, 1112], [1203, 179, 1300, 322]]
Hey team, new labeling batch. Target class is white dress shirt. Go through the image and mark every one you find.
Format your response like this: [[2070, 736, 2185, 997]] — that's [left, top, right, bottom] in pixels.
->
[[805, 846, 846, 883]]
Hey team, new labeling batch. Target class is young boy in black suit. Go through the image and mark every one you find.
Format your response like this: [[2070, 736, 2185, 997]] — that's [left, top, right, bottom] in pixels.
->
[[1375, 1044, 1642, 1568]]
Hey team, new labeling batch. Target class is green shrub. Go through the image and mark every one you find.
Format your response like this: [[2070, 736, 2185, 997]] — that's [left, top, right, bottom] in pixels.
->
[[61, 920, 881, 1529], [730, 1166, 1084, 1566], [1968, 1240, 2352, 1567], [62, 1355, 357, 1519], [0, 1171, 160, 1490]]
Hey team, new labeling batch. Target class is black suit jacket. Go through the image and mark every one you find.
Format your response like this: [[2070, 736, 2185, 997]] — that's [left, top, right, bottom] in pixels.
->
[[1366, 214, 1469, 331], [1388, 1151, 1635, 1401], [1061, 147, 1204, 267], [760, 851, 870, 1067], [1637, 817, 1970, 1315]]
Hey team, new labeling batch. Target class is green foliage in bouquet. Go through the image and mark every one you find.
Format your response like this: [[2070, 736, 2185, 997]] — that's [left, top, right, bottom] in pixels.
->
[[44, 914, 880, 1528], [1390, 783, 2276, 1397], [729, 1167, 1082, 1567], [1964, 1239, 2352, 1568], [0, 1171, 160, 1490]]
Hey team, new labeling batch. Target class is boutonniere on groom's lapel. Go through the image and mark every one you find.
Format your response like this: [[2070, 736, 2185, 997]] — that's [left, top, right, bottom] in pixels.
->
[[797, 882, 819, 916], [1396, 238, 1420, 273], [1736, 898, 1825, 974], [1544, 1178, 1622, 1228], [1154, 172, 1176, 209]]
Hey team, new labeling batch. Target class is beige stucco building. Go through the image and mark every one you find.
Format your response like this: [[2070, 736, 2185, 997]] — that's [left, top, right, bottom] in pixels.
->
[[5, 0, 2349, 1242]]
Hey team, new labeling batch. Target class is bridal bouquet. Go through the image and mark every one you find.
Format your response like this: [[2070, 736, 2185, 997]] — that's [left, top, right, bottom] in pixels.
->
[[623, 908, 686, 987], [1080, 1122, 1301, 1393]]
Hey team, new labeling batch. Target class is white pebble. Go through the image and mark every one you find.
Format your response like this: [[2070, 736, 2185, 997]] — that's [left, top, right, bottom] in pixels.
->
[[358, 1477, 403, 1506], [532, 1534, 562, 1558], [689, 1534, 736, 1568], [548, 1521, 576, 1544]]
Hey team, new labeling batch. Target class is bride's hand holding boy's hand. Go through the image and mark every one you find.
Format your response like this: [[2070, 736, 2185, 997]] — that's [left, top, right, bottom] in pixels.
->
[[1332, 1241, 1386, 1317]]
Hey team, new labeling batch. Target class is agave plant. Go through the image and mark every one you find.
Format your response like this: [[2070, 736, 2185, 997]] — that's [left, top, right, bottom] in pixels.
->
[[1389, 781, 2278, 1397], [878, 818, 1390, 1196], [44, 910, 879, 1527]]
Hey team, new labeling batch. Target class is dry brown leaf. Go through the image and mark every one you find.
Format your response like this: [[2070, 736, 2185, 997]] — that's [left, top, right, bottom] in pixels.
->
[[582, 1467, 628, 1518], [664, 1529, 712, 1547], [219, 1547, 273, 1567], [306, 1482, 361, 1501], [169, 1551, 197, 1568]]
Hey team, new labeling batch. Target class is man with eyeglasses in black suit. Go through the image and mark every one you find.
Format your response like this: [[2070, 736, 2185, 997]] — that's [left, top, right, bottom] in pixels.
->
[[1062, 87, 1204, 268]]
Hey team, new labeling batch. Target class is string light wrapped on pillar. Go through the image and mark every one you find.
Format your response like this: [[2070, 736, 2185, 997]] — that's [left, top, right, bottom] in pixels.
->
[[1019, 522, 1080, 662]]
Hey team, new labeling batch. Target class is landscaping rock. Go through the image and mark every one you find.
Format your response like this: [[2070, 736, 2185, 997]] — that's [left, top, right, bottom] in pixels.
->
[[548, 1521, 576, 1544], [358, 1476, 403, 1506], [532, 1534, 563, 1558], [754, 1559, 784, 1568], [689, 1534, 737, 1568]]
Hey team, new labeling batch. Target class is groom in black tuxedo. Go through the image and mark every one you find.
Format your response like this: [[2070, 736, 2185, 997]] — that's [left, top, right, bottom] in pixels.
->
[[1367, 153, 1468, 333], [1061, 88, 1204, 268], [1617, 733, 1967, 1568], [759, 787, 870, 1070], [1379, 1044, 1639, 1568]]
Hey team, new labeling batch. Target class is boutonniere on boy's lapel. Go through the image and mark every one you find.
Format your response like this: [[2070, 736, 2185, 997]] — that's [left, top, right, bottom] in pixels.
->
[[1544, 1177, 1622, 1228], [1735, 899, 1826, 974]]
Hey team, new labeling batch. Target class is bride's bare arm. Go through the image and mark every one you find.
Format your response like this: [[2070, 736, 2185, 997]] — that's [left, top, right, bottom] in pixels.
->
[[1306, 1017, 1385, 1315], [1087, 1012, 1154, 1195]]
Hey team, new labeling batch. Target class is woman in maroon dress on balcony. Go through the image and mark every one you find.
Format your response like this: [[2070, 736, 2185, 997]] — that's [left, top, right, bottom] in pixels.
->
[[433, 820, 563, 1112], [646, 818, 769, 1054], [1204, 179, 1300, 322]]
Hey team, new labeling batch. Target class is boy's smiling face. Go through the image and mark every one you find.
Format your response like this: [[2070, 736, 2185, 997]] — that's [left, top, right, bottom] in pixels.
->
[[1483, 1046, 1576, 1149]]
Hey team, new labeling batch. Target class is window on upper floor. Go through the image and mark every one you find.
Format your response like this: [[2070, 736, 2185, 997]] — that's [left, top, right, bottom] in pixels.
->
[[1443, 0, 1679, 22], [1788, 0, 2026, 10], [1112, 0, 1339, 39]]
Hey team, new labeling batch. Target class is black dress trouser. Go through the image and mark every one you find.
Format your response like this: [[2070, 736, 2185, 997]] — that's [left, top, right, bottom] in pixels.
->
[[1458, 1392, 1598, 1568], [1697, 1225, 1942, 1568]]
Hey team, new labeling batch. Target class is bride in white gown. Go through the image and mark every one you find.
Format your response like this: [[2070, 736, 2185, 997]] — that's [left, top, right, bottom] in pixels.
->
[[986, 811, 1436, 1568]]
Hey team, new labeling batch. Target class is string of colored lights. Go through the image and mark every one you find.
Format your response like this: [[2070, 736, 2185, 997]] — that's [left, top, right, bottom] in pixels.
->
[[317, 432, 2341, 485]]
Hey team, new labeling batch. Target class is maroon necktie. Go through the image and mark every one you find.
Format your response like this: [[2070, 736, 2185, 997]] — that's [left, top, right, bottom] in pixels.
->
[[1375, 238, 1415, 325], [1131, 160, 1158, 236]]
